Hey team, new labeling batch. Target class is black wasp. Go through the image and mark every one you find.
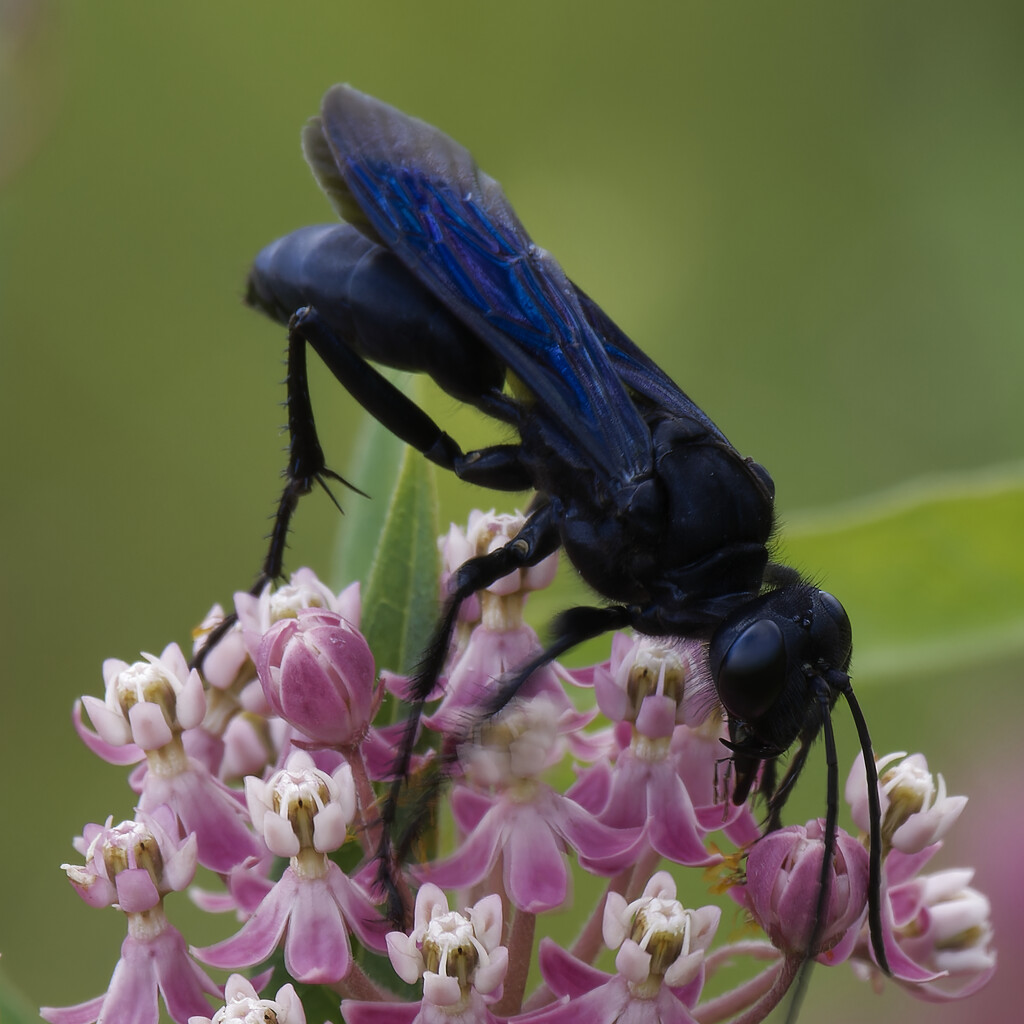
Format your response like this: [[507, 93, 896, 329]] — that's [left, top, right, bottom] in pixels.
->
[[237, 84, 888, 980]]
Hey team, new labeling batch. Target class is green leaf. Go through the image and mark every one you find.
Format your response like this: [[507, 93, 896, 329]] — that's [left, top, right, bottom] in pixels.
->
[[0, 968, 41, 1024], [330, 373, 413, 589], [329, 371, 442, 679], [356, 444, 440, 679], [778, 462, 1024, 680]]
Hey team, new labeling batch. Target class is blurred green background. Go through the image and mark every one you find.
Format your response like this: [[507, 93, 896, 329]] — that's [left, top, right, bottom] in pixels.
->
[[2, 1, 1021, 1021]]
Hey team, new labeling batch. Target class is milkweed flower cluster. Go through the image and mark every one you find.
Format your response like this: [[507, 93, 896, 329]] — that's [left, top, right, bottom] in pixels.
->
[[44, 510, 995, 1024]]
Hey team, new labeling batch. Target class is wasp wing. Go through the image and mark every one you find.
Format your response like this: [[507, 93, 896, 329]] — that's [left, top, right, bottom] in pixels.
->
[[570, 285, 733, 448], [305, 84, 653, 483]]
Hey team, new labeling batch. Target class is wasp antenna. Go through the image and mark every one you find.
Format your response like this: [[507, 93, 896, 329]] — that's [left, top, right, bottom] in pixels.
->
[[842, 681, 889, 974], [782, 680, 839, 1024]]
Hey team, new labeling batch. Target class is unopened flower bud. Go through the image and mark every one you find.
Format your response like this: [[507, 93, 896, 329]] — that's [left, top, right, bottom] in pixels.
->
[[256, 608, 375, 746], [740, 821, 869, 961]]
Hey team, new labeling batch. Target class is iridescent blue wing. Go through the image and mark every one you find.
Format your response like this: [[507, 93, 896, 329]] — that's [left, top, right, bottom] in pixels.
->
[[305, 84, 653, 482], [571, 286, 733, 448]]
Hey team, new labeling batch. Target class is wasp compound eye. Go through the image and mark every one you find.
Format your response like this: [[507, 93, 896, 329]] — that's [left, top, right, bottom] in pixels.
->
[[715, 619, 787, 723], [817, 590, 850, 631], [816, 589, 853, 669]]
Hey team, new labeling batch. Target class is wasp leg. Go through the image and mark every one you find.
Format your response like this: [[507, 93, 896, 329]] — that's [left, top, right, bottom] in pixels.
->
[[765, 736, 813, 831], [377, 502, 565, 923], [480, 603, 633, 718], [261, 305, 534, 585]]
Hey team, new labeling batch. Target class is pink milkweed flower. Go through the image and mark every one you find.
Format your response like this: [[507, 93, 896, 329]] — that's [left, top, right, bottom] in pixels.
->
[[846, 751, 968, 854], [61, 806, 197, 911], [256, 607, 378, 748], [233, 569, 362, 719], [343, 884, 509, 1024], [192, 603, 253, 694], [424, 511, 587, 738], [83, 642, 206, 752], [524, 871, 719, 1024], [603, 871, 721, 993], [188, 973, 306, 1024], [40, 809, 221, 1024], [244, 750, 355, 858], [850, 845, 994, 996], [236, 568, 362, 662], [76, 645, 263, 873], [884, 859, 996, 999], [593, 634, 714, 737], [571, 636, 731, 866], [193, 750, 387, 984], [417, 696, 642, 913], [736, 819, 870, 964], [439, 510, 559, 634]]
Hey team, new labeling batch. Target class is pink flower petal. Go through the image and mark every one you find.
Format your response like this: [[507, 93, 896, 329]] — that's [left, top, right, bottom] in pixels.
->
[[176, 669, 207, 730], [326, 863, 390, 953], [81, 695, 133, 747], [340, 1001, 419, 1024], [557, 795, 644, 875], [73, 701, 143, 765], [646, 766, 717, 866], [128, 702, 173, 750], [422, 971, 462, 1006], [474, 944, 508, 995], [536, 933, 606, 995], [151, 927, 223, 1020], [635, 693, 677, 738], [615, 939, 652, 984], [39, 994, 107, 1024], [194, 870, 297, 969], [504, 804, 568, 912], [283, 876, 353, 983], [416, 806, 505, 890], [113, 867, 161, 914], [386, 931, 424, 985]]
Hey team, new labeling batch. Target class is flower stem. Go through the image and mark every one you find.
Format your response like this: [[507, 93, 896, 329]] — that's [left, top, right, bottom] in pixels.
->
[[346, 744, 381, 858], [572, 866, 633, 963], [331, 961, 396, 1001], [703, 952, 801, 1024], [703, 940, 780, 979], [493, 907, 536, 1017], [693, 959, 784, 1024]]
